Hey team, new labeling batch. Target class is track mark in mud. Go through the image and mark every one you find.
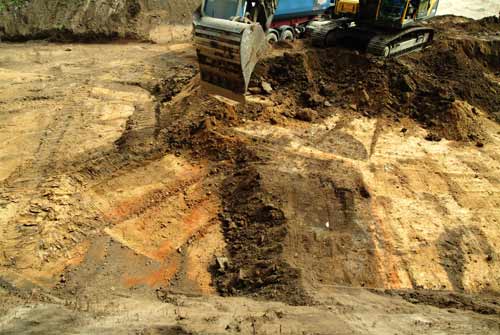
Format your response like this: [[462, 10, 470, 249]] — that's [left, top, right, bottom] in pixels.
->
[[154, 217, 223, 296], [93, 154, 222, 294], [123, 259, 179, 288], [0, 46, 200, 291], [438, 225, 497, 292], [102, 168, 204, 224], [369, 119, 384, 157], [0, 88, 104, 272], [104, 192, 219, 260]]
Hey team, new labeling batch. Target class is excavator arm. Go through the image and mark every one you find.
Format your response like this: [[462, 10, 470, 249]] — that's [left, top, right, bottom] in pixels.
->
[[193, 0, 278, 102]]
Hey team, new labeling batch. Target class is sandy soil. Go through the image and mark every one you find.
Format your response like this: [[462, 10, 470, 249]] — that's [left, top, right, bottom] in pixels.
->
[[0, 16, 500, 334], [1, 288, 500, 334]]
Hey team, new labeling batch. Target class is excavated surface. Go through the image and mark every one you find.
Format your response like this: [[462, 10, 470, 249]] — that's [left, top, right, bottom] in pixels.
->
[[0, 15, 499, 334], [0, 0, 199, 42]]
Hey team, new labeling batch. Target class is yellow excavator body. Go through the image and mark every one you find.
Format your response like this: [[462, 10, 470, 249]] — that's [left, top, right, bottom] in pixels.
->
[[365, 0, 440, 28]]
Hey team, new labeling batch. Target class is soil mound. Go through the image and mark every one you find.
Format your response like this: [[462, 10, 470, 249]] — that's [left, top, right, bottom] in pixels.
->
[[430, 14, 500, 33], [217, 168, 310, 305], [424, 100, 487, 142], [252, 34, 500, 141], [464, 15, 500, 31], [454, 15, 500, 33]]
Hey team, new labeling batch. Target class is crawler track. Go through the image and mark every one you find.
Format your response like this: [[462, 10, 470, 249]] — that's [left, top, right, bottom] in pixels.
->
[[366, 26, 435, 58]]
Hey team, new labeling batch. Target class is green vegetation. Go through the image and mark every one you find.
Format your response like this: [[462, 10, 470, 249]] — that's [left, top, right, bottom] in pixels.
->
[[0, 0, 30, 13]]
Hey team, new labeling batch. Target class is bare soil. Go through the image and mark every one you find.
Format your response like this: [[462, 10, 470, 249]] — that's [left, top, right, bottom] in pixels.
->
[[0, 15, 500, 334], [0, 0, 199, 42]]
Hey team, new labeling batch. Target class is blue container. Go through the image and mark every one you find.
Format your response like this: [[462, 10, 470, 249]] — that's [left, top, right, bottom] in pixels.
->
[[274, 0, 334, 20]]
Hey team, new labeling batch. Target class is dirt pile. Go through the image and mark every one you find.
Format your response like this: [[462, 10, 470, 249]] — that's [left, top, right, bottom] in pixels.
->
[[152, 72, 393, 304], [0, 0, 198, 42], [432, 15, 500, 34], [252, 33, 500, 142], [217, 168, 309, 304]]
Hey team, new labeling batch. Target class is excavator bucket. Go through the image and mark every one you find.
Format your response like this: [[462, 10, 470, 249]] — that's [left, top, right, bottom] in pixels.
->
[[193, 15, 267, 103]]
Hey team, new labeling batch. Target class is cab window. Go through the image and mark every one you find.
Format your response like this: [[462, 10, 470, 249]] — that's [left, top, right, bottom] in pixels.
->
[[204, 0, 241, 19], [379, 0, 406, 21]]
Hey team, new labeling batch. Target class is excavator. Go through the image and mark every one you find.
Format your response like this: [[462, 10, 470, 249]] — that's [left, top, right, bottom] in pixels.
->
[[193, 0, 440, 102], [312, 0, 439, 57]]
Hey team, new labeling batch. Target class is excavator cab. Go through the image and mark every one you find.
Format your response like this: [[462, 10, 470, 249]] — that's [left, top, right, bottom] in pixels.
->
[[374, 0, 439, 28], [378, 0, 407, 21]]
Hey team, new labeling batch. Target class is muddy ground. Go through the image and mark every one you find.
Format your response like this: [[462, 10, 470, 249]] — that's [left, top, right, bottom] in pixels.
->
[[0, 16, 500, 334]]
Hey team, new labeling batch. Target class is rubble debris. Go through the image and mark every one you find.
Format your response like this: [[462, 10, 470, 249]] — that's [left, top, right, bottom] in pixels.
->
[[261, 81, 273, 95]]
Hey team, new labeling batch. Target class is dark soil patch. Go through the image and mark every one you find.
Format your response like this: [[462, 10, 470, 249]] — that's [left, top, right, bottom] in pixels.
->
[[442, 15, 500, 34], [381, 289, 500, 315], [216, 167, 311, 305], [158, 88, 311, 305]]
